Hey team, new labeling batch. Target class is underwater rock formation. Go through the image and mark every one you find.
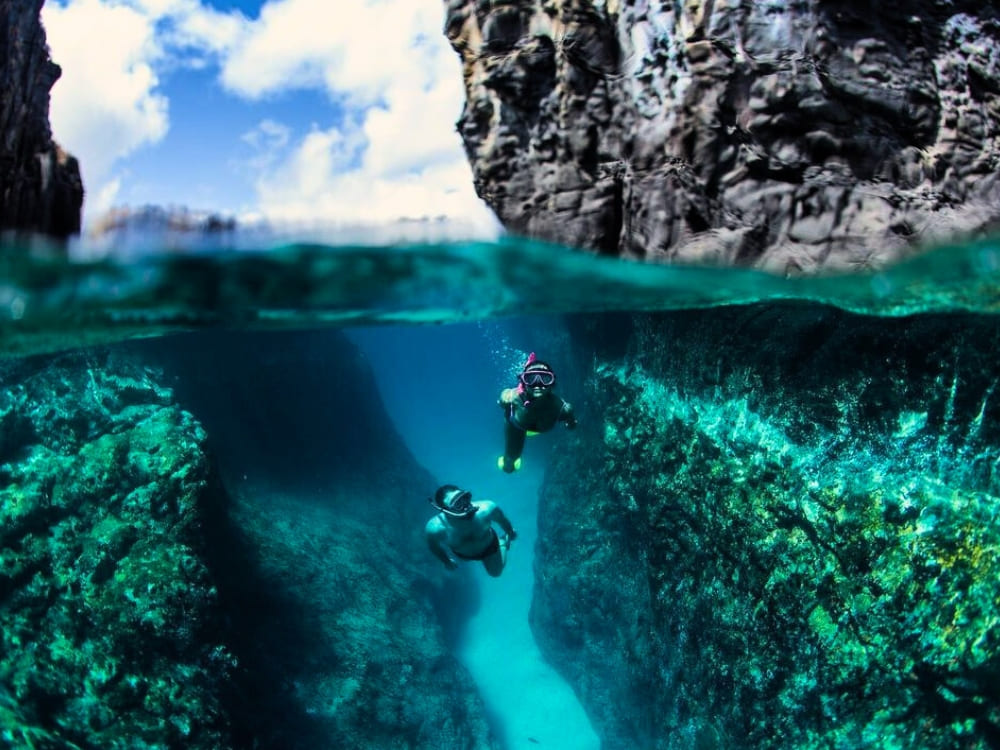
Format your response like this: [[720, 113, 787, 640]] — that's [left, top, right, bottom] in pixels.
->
[[0, 352, 230, 747], [0, 0, 83, 237], [0, 331, 498, 748], [130, 329, 498, 749], [444, 0, 1000, 273], [534, 307, 1000, 749]]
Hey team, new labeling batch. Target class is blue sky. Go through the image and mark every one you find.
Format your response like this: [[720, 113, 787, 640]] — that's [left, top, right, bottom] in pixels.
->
[[41, 0, 500, 236]]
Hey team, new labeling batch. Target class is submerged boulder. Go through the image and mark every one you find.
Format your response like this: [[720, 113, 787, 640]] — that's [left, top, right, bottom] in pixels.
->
[[0, 353, 230, 747], [141, 330, 498, 749], [0, 331, 498, 749]]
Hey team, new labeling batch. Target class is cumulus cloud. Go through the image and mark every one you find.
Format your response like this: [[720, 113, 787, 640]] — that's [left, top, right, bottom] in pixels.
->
[[43, 0, 498, 233], [219, 0, 440, 101], [250, 121, 493, 230], [42, 0, 168, 211], [223, 0, 494, 229]]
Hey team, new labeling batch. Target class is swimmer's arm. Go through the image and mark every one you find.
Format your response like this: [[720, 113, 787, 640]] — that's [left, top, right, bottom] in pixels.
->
[[485, 502, 516, 540]]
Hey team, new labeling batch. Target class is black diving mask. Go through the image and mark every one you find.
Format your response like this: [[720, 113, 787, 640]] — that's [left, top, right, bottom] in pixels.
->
[[520, 370, 555, 388], [438, 490, 475, 517]]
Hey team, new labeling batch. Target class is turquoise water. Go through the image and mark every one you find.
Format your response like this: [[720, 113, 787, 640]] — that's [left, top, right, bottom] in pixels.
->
[[2, 232, 1000, 359], [3, 231, 1000, 749]]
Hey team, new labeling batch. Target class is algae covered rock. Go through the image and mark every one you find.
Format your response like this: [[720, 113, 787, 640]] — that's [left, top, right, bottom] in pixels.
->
[[123, 328, 500, 749], [1, 330, 501, 749], [217, 493, 496, 750], [0, 353, 232, 748], [534, 306, 1000, 750]]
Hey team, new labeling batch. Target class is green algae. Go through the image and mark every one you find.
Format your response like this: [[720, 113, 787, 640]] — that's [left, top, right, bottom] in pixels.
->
[[535, 307, 1000, 750], [0, 354, 232, 748], [603, 363, 1000, 748]]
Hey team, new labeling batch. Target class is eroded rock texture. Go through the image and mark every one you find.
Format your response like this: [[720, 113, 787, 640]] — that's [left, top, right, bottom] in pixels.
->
[[1, 0, 83, 237], [126, 329, 500, 750], [445, 0, 1000, 273]]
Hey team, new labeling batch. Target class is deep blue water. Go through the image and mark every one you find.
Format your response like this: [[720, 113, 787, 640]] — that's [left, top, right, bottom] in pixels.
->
[[346, 320, 598, 749]]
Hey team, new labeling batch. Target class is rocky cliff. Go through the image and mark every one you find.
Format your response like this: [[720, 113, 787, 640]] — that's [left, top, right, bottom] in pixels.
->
[[1, 0, 83, 237], [533, 308, 1000, 749], [445, 0, 1000, 274]]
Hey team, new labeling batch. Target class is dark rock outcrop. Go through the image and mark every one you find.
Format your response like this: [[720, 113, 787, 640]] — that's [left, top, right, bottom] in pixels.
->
[[445, 1, 1000, 274], [1, 0, 83, 237], [533, 307, 1000, 749]]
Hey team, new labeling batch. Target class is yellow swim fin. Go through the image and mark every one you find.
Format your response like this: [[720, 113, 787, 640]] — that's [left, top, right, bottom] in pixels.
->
[[497, 456, 522, 472]]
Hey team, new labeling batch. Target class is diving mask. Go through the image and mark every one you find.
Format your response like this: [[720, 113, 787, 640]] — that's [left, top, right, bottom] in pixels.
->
[[520, 369, 555, 388], [441, 489, 475, 517]]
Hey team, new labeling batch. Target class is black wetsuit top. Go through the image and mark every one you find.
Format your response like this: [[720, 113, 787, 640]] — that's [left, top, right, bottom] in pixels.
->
[[505, 391, 572, 433]]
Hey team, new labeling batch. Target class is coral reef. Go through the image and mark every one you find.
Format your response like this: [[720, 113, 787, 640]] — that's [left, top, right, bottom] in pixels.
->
[[534, 306, 1000, 749]]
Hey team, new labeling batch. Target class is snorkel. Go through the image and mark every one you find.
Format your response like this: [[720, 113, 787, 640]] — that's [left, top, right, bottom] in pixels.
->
[[516, 352, 537, 396]]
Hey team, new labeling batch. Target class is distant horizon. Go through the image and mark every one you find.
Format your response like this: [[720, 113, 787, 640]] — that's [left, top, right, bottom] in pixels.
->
[[41, 0, 501, 237]]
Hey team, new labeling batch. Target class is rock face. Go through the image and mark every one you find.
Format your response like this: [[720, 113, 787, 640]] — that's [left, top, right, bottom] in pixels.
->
[[533, 308, 1000, 749], [0, 353, 231, 747], [1, 0, 83, 237], [445, 0, 1000, 273]]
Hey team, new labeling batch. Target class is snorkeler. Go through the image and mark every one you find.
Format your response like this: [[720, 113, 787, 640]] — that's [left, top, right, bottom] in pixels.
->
[[497, 353, 576, 473], [425, 485, 517, 577]]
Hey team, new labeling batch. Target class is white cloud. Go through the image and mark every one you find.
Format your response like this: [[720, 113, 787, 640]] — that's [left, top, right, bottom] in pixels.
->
[[253, 139, 498, 234], [159, 0, 246, 56], [219, 0, 442, 101], [224, 0, 496, 230], [43, 0, 245, 213], [43, 0, 499, 235], [42, 0, 169, 209], [241, 119, 291, 154]]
